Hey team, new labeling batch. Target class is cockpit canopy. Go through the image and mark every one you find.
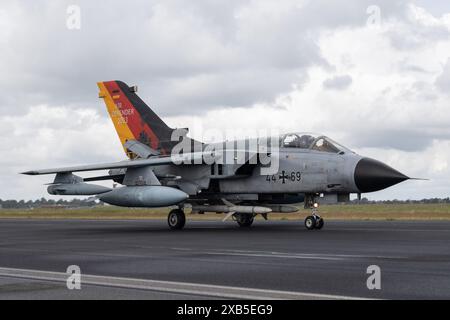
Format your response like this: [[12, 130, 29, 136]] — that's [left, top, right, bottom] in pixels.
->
[[280, 133, 349, 154]]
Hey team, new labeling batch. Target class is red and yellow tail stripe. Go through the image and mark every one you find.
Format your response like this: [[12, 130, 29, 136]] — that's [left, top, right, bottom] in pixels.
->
[[97, 81, 160, 158]]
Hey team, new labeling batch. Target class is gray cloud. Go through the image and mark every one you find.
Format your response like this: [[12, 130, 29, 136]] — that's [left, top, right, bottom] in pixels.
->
[[436, 58, 450, 93], [0, 0, 412, 117], [323, 75, 353, 90], [385, 5, 450, 51], [412, 0, 450, 17], [347, 129, 438, 151]]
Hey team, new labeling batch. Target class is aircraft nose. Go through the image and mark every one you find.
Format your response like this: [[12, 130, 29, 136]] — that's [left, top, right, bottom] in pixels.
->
[[354, 158, 409, 193]]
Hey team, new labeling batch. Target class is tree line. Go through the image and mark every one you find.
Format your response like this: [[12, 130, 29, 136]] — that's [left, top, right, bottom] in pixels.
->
[[0, 197, 449, 209], [0, 198, 102, 209]]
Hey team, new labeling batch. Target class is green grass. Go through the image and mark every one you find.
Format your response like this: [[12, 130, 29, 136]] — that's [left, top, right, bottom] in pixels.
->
[[1, 203, 450, 220]]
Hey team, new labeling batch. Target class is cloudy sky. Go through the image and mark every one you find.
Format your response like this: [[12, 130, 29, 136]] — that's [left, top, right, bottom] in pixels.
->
[[0, 0, 449, 200]]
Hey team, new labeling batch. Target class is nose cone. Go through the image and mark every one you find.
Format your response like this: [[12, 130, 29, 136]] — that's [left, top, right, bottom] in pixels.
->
[[354, 158, 409, 193]]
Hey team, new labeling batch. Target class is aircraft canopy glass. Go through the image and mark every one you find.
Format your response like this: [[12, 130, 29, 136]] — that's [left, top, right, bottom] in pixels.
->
[[280, 133, 347, 153]]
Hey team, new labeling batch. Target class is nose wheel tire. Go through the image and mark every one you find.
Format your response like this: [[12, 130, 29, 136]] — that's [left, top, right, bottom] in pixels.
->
[[168, 209, 186, 230], [315, 217, 324, 230], [305, 216, 316, 230]]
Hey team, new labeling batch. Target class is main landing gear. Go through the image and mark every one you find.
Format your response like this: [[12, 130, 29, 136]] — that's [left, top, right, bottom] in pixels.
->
[[304, 202, 324, 230], [167, 208, 257, 230], [168, 209, 186, 230]]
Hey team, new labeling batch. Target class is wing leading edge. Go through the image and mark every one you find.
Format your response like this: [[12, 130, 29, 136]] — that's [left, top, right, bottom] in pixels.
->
[[21, 153, 210, 176]]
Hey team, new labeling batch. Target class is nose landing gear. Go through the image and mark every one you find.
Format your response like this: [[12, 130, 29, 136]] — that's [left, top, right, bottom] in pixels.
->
[[304, 198, 324, 230], [304, 214, 324, 230]]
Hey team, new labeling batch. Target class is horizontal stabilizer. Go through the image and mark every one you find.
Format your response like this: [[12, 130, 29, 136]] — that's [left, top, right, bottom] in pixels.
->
[[124, 139, 160, 158]]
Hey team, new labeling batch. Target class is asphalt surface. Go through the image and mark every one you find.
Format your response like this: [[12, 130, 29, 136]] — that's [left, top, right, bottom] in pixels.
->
[[0, 219, 450, 299], [0, 275, 213, 300]]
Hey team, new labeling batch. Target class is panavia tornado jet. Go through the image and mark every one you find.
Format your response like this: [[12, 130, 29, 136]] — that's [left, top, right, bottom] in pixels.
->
[[23, 80, 412, 230]]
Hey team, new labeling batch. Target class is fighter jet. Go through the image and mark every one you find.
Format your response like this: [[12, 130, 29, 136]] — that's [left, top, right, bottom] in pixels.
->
[[22, 80, 411, 230]]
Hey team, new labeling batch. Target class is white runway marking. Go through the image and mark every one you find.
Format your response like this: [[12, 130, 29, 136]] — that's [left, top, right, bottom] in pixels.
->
[[0, 267, 369, 300], [170, 248, 402, 261], [201, 251, 345, 261]]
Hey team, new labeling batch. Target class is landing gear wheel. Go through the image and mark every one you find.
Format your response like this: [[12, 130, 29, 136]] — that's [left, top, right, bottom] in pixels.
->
[[235, 213, 254, 228], [168, 209, 186, 230], [304, 216, 316, 230], [315, 217, 324, 230]]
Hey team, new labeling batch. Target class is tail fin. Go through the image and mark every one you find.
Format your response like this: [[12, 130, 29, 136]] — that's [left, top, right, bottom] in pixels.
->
[[97, 80, 177, 158]]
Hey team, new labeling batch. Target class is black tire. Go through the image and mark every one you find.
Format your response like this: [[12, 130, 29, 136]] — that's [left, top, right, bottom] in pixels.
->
[[235, 213, 254, 227], [304, 216, 316, 230], [168, 209, 186, 230], [315, 218, 324, 230]]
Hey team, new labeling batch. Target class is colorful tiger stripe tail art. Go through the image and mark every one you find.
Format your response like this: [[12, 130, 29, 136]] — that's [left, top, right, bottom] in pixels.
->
[[97, 80, 182, 159]]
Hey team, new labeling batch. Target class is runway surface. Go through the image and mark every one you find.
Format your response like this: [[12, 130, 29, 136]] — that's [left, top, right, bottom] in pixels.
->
[[0, 219, 450, 299]]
